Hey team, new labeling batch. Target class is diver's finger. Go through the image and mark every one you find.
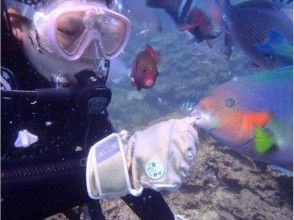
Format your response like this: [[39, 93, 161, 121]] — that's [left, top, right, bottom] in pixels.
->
[[181, 116, 197, 126]]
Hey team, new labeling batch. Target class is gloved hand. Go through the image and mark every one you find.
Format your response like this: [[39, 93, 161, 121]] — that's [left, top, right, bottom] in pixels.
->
[[86, 117, 199, 200]]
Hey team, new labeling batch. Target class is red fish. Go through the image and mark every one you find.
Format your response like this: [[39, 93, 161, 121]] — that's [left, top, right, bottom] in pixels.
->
[[130, 44, 160, 91]]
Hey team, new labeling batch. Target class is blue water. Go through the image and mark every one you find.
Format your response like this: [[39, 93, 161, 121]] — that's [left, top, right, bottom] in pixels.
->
[[107, 10, 251, 131]]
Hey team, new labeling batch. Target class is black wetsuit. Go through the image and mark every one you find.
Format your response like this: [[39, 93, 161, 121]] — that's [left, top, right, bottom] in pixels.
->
[[1, 36, 174, 220]]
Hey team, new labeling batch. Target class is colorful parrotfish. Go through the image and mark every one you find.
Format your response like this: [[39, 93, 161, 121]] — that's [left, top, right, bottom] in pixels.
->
[[191, 67, 293, 168]]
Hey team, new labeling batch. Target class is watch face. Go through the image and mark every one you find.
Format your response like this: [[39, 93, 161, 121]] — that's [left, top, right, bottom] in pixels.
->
[[145, 159, 164, 180]]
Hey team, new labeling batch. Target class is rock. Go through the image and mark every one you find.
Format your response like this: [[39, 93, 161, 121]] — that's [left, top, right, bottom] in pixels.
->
[[201, 210, 221, 220]]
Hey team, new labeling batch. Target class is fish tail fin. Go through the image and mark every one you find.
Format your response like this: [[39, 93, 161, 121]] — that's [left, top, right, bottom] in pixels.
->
[[254, 28, 290, 54], [254, 126, 275, 154], [145, 44, 154, 54]]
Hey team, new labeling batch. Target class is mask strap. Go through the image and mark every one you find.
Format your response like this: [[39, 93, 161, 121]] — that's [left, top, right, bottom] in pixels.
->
[[2, 1, 14, 39], [4, 0, 35, 20]]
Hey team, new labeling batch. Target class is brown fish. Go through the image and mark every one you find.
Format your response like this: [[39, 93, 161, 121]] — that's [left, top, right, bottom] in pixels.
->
[[130, 44, 160, 90], [146, 0, 223, 42]]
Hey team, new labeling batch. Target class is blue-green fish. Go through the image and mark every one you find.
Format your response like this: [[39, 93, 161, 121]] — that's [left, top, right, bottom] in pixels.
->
[[191, 67, 293, 168], [218, 0, 293, 68], [254, 29, 293, 66]]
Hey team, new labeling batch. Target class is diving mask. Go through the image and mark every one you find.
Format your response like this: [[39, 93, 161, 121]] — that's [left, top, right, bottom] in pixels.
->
[[5, 0, 131, 60]]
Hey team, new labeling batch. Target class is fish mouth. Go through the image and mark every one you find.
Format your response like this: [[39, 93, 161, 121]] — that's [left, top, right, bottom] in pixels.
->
[[190, 107, 204, 121], [190, 107, 218, 129], [191, 107, 256, 150]]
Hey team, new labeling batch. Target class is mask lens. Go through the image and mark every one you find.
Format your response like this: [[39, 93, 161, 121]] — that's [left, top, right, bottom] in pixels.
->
[[98, 16, 128, 56], [56, 11, 86, 54], [55, 9, 128, 58]]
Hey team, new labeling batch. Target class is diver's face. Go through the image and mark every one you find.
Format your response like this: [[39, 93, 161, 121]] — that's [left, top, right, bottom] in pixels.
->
[[20, 19, 102, 83]]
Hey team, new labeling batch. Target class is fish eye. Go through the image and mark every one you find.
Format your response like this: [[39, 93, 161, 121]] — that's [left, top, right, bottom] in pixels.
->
[[225, 98, 235, 108]]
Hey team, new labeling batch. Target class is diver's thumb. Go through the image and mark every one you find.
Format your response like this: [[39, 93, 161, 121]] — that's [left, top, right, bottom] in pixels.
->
[[181, 116, 197, 126]]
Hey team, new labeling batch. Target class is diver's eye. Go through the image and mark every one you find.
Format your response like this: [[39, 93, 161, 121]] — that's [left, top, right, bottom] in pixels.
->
[[225, 98, 235, 108], [57, 14, 85, 37], [57, 28, 79, 36]]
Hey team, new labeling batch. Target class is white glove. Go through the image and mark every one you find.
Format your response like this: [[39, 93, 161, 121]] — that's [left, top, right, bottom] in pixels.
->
[[127, 117, 199, 192], [86, 117, 199, 199]]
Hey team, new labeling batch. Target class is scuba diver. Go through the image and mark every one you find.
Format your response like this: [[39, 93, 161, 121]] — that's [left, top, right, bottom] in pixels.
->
[[1, 0, 199, 219]]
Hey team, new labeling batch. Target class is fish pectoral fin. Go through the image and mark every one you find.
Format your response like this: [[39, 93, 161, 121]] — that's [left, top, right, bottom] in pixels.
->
[[254, 126, 275, 154], [255, 28, 289, 54], [178, 24, 198, 31]]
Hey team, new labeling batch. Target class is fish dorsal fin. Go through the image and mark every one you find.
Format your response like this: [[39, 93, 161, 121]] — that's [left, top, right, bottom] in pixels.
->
[[145, 44, 161, 63], [145, 44, 155, 57], [178, 23, 198, 31], [254, 126, 275, 154]]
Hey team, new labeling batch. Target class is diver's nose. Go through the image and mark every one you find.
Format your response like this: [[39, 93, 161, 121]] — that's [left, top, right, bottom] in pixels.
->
[[82, 40, 103, 59]]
